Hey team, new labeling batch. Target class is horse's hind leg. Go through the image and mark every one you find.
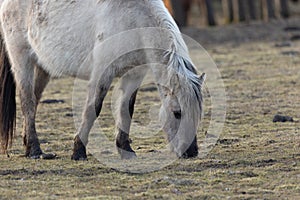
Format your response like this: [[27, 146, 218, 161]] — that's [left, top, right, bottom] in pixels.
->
[[22, 66, 50, 147], [1, 5, 52, 159], [34, 66, 50, 106], [5, 46, 50, 158], [8, 52, 44, 158], [115, 69, 146, 159]]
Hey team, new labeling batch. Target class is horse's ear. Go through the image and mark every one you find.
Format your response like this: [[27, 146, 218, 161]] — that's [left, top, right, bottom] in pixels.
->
[[157, 84, 171, 97], [198, 73, 206, 86], [170, 74, 180, 92]]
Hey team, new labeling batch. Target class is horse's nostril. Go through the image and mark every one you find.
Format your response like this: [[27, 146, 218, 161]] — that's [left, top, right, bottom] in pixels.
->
[[173, 111, 181, 119]]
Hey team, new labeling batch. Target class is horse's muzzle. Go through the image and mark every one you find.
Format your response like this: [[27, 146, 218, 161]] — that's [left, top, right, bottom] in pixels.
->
[[181, 136, 198, 158]]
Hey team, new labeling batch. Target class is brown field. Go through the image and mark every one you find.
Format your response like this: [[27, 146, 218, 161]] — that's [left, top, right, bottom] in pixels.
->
[[0, 18, 299, 199]]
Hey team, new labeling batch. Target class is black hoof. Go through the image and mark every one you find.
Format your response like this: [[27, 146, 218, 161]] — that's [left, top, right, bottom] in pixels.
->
[[29, 154, 42, 159], [71, 135, 87, 161], [29, 153, 57, 159], [116, 130, 136, 159], [40, 153, 57, 159], [26, 143, 43, 159], [180, 151, 198, 159], [117, 142, 137, 159]]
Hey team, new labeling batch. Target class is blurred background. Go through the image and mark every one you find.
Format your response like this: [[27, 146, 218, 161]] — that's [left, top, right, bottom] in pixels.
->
[[163, 0, 300, 27]]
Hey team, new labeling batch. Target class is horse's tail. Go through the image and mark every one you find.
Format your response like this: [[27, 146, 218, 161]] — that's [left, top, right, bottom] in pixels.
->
[[0, 33, 16, 154]]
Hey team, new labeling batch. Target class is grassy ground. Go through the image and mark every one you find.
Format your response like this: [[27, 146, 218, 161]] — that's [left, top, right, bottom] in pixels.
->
[[0, 20, 299, 199]]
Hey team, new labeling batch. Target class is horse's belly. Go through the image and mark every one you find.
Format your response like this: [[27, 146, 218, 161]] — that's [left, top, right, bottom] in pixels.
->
[[28, 0, 96, 79]]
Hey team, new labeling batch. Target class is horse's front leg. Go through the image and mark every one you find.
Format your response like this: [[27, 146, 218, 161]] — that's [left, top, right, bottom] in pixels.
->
[[115, 69, 146, 159], [71, 74, 113, 160], [115, 90, 138, 159]]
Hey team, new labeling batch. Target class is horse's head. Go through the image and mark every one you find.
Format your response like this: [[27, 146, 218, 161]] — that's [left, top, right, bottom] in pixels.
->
[[158, 72, 206, 158]]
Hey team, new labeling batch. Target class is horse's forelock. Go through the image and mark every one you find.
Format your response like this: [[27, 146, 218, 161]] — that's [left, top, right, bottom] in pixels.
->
[[179, 78, 203, 120], [166, 53, 203, 114]]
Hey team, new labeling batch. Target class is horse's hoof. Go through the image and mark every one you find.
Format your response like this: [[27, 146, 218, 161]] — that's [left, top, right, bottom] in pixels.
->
[[119, 149, 137, 160], [29, 153, 56, 159], [30, 155, 41, 159], [71, 149, 87, 160], [41, 153, 57, 159], [116, 133, 136, 159], [26, 147, 43, 159], [71, 154, 87, 161], [177, 149, 199, 159], [72, 135, 87, 161]]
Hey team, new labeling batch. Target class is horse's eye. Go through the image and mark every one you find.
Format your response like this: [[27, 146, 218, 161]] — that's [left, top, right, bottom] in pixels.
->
[[173, 110, 181, 119]]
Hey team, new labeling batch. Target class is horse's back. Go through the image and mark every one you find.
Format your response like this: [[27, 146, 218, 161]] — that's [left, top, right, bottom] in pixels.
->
[[1, 0, 170, 79]]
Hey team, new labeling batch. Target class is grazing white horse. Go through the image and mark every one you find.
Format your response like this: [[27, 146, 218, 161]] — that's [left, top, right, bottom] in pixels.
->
[[0, 0, 205, 160]]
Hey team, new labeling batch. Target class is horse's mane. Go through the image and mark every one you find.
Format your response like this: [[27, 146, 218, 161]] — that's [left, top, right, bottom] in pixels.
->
[[147, 0, 203, 111]]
